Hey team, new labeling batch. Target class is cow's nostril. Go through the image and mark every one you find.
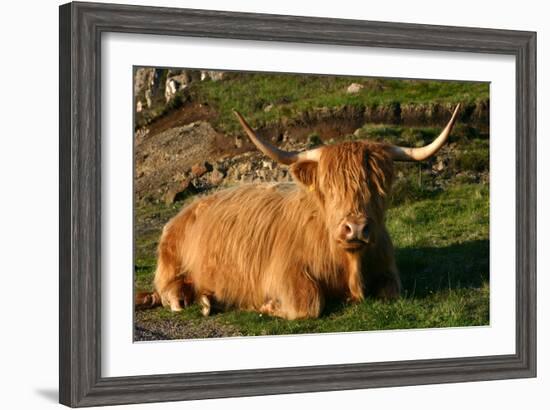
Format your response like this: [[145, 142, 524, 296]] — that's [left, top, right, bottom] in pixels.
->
[[343, 223, 353, 236], [362, 223, 370, 238]]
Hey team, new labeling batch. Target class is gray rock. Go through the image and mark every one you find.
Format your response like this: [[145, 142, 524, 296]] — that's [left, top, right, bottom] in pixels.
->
[[240, 174, 254, 183], [135, 121, 219, 202], [201, 70, 226, 82], [210, 168, 225, 185], [433, 160, 446, 172], [191, 163, 209, 177], [238, 162, 251, 174], [134, 68, 162, 107], [235, 136, 243, 148], [164, 73, 188, 102], [353, 128, 367, 138], [164, 178, 197, 205], [346, 82, 364, 94]]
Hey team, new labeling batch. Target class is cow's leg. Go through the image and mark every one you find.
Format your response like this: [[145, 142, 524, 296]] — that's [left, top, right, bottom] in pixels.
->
[[198, 293, 225, 317], [372, 271, 401, 301], [135, 290, 161, 309], [259, 299, 281, 316], [363, 228, 402, 301], [154, 239, 185, 312], [276, 272, 324, 320], [199, 294, 211, 316], [373, 243, 401, 301], [153, 205, 198, 312], [346, 252, 365, 303], [160, 277, 187, 312]]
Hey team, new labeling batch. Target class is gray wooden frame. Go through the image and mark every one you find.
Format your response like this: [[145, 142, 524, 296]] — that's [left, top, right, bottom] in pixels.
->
[[59, 1, 537, 407]]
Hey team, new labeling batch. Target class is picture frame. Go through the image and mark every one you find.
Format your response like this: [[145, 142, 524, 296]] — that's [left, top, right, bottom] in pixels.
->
[[59, 1, 536, 407]]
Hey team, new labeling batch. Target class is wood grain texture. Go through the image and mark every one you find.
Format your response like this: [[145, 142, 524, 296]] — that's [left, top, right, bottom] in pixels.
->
[[59, 1, 537, 407]]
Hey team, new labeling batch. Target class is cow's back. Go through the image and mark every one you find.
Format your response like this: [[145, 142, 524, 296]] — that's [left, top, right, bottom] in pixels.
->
[[175, 183, 315, 309]]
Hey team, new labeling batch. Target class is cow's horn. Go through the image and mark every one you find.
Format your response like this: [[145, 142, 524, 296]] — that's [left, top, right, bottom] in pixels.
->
[[386, 104, 461, 161], [233, 111, 321, 165]]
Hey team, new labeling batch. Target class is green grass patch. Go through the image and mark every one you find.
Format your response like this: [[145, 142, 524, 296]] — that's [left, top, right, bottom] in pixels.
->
[[188, 73, 489, 133], [351, 123, 488, 145], [137, 283, 489, 337]]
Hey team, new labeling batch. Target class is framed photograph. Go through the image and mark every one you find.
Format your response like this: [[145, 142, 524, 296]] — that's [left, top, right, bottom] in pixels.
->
[[59, 1, 536, 407]]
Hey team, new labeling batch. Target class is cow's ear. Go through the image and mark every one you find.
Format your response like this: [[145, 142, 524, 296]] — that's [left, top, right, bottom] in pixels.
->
[[290, 161, 318, 190]]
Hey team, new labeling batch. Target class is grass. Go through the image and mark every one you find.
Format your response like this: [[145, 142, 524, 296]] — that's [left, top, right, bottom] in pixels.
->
[[138, 285, 488, 337], [135, 182, 489, 338], [187, 73, 489, 133]]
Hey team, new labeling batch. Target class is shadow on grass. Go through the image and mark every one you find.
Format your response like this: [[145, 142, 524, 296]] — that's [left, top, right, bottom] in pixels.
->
[[397, 239, 489, 298], [320, 239, 489, 317]]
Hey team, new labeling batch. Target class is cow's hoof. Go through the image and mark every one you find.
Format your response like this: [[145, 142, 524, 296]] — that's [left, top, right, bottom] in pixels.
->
[[259, 299, 281, 316], [199, 295, 211, 317], [259, 300, 275, 315], [170, 301, 183, 312], [346, 294, 364, 304]]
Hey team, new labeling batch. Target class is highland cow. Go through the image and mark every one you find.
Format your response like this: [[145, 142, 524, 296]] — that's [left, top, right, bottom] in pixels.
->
[[139, 105, 461, 319]]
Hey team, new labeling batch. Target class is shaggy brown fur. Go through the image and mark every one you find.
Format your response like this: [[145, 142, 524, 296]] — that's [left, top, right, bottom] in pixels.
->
[[144, 140, 401, 319]]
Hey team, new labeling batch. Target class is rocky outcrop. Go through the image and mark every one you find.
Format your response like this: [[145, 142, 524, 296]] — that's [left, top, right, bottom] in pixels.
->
[[136, 123, 306, 203], [135, 68, 232, 107], [164, 178, 198, 205], [135, 121, 220, 202], [134, 68, 163, 108], [365, 100, 489, 129], [164, 70, 202, 102]]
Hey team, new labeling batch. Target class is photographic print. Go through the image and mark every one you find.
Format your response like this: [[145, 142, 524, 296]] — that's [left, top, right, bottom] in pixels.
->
[[133, 67, 490, 341]]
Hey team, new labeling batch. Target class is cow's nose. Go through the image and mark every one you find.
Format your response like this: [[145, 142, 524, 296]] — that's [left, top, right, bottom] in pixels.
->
[[342, 221, 369, 242]]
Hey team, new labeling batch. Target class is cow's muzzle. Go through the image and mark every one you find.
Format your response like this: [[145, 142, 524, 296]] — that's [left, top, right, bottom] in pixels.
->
[[338, 219, 370, 251]]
